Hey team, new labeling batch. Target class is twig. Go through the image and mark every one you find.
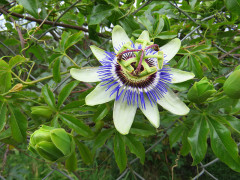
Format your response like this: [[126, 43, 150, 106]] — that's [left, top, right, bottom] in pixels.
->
[[71, 88, 91, 94], [0, 40, 16, 55], [0, 8, 109, 38], [0, 9, 25, 54], [52, 166, 74, 180], [1, 145, 9, 173], [181, 26, 200, 42], [42, 170, 55, 180], [219, 45, 240, 60], [132, 0, 153, 15], [183, 40, 206, 49], [169, 1, 199, 24], [53, 0, 81, 25]]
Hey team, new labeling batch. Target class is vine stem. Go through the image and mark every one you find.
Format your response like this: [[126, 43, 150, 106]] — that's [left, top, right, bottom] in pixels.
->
[[11, 71, 69, 85], [64, 54, 79, 67]]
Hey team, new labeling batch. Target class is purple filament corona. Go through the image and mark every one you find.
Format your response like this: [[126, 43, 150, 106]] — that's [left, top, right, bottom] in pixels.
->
[[97, 44, 172, 109]]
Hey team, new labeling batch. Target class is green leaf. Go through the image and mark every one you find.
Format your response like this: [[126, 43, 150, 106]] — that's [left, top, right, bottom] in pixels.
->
[[26, 45, 47, 62], [156, 31, 177, 40], [8, 103, 27, 142], [114, 132, 127, 172], [191, 45, 210, 53], [53, 58, 61, 83], [48, 53, 62, 65], [75, 140, 93, 165], [189, 55, 203, 78], [16, 0, 39, 18], [9, 55, 26, 68], [57, 81, 79, 108], [177, 55, 188, 69], [64, 31, 84, 51], [153, 15, 164, 37], [180, 129, 191, 156], [169, 124, 185, 148], [60, 32, 70, 52], [59, 113, 93, 137], [189, 0, 197, 9], [206, 54, 219, 68], [42, 85, 56, 111], [223, 115, 240, 134], [130, 122, 156, 136], [65, 151, 77, 172], [224, 0, 240, 15], [0, 101, 7, 132], [0, 60, 11, 93], [60, 100, 94, 112], [51, 114, 59, 128], [188, 115, 209, 165], [207, 115, 240, 172], [92, 128, 115, 151], [195, 53, 213, 70], [89, 5, 114, 25], [138, 16, 153, 34], [125, 134, 145, 164], [0, 128, 12, 141], [92, 104, 110, 123]]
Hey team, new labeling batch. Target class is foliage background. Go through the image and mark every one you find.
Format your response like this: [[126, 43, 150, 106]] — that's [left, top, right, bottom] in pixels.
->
[[0, 0, 240, 179]]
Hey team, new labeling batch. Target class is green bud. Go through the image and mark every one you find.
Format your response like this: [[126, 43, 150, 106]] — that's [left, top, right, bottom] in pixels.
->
[[28, 125, 75, 162], [31, 106, 53, 118], [187, 77, 216, 104], [223, 70, 240, 99]]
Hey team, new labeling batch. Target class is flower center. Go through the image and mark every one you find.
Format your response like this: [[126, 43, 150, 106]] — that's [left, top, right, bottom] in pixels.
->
[[98, 39, 172, 108]]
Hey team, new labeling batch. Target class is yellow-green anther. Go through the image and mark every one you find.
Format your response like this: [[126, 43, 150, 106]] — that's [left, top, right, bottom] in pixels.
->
[[139, 67, 157, 77], [142, 60, 151, 73], [157, 51, 164, 69], [121, 57, 137, 66], [144, 55, 163, 59], [118, 60, 134, 72]]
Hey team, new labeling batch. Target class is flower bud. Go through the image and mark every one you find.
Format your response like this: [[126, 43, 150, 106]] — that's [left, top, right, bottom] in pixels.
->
[[9, 83, 23, 92], [31, 106, 53, 118], [223, 69, 240, 99], [28, 125, 75, 162], [187, 77, 216, 104]]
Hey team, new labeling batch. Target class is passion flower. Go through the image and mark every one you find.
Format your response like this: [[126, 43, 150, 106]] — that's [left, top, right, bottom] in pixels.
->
[[70, 25, 194, 134]]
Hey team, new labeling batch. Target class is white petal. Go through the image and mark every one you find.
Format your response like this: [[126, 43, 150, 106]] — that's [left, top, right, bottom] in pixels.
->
[[70, 67, 100, 82], [113, 97, 137, 135], [139, 98, 160, 128], [112, 25, 131, 54], [90, 45, 105, 64], [170, 68, 195, 83], [157, 88, 189, 115], [138, 30, 150, 42], [85, 83, 116, 106], [160, 38, 181, 63]]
